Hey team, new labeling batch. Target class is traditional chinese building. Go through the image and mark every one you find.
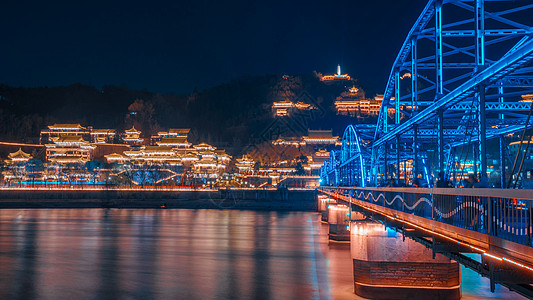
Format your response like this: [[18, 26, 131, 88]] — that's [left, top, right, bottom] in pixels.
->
[[302, 129, 341, 146], [272, 100, 316, 117], [40, 124, 90, 144], [90, 129, 116, 143], [122, 126, 144, 145], [235, 155, 256, 174], [45, 135, 96, 164], [5, 148, 32, 165], [151, 128, 191, 145], [334, 87, 383, 118], [304, 149, 330, 175]]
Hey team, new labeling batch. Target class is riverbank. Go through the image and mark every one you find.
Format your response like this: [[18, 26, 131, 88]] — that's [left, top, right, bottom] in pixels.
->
[[0, 188, 317, 210]]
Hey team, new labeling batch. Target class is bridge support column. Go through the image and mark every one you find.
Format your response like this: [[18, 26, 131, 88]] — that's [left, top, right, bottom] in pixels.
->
[[350, 221, 461, 299], [318, 195, 336, 223], [328, 204, 350, 241]]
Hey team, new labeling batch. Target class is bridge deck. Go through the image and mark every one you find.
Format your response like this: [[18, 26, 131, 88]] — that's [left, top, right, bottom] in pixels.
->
[[319, 187, 533, 272]]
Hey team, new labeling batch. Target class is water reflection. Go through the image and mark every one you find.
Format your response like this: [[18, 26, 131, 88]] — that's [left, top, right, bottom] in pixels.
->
[[0, 209, 525, 299]]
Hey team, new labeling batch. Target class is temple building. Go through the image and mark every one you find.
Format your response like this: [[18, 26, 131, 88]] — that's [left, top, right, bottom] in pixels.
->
[[40, 124, 90, 144], [192, 159, 227, 178], [334, 87, 383, 117], [235, 155, 256, 174], [194, 143, 215, 151], [156, 137, 191, 148], [272, 137, 305, 147], [305, 149, 330, 174], [120, 146, 182, 165], [151, 129, 191, 145], [122, 126, 144, 145], [45, 135, 95, 164], [272, 130, 341, 148], [90, 129, 116, 143], [5, 148, 32, 164], [272, 100, 316, 117], [302, 129, 341, 146]]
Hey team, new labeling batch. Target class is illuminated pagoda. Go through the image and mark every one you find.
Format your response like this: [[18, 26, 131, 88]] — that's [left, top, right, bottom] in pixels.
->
[[302, 129, 341, 146], [122, 126, 144, 145], [319, 65, 351, 83], [5, 148, 32, 164]]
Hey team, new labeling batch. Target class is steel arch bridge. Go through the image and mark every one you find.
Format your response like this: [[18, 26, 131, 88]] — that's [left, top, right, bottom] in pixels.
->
[[321, 0, 533, 188]]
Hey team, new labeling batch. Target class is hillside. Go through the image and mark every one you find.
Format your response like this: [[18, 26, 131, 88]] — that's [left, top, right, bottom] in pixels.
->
[[0, 73, 373, 156]]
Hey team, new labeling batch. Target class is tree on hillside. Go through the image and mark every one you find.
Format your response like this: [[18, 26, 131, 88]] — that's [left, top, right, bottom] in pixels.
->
[[125, 99, 159, 137], [269, 75, 303, 102]]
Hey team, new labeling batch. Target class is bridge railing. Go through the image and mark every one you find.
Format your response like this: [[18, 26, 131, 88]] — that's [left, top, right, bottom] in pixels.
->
[[322, 187, 533, 248]]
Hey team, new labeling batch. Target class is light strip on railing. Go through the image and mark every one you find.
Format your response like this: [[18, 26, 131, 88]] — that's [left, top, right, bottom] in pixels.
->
[[319, 189, 533, 273]]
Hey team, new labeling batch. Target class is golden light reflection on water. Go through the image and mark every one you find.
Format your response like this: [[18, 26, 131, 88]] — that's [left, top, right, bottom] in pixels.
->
[[0, 209, 360, 299], [0, 209, 523, 300]]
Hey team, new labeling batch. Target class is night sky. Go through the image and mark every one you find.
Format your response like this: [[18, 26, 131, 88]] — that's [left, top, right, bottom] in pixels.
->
[[1, 1, 427, 95]]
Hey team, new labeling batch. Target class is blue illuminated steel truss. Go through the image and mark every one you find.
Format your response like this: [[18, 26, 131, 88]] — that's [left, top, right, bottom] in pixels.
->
[[321, 0, 533, 188]]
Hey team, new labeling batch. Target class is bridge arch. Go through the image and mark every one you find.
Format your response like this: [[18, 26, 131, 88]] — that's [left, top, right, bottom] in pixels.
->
[[339, 125, 366, 187]]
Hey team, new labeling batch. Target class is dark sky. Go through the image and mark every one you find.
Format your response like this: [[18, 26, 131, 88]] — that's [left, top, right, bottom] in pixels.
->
[[1, 0, 427, 95]]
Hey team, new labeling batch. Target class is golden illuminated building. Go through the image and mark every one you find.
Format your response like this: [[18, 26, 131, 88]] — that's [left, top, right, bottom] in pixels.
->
[[122, 126, 144, 145], [302, 129, 341, 146], [272, 137, 304, 147], [5, 148, 32, 164], [156, 137, 191, 148], [40, 123, 90, 144], [46, 135, 95, 164], [194, 143, 215, 151], [272, 100, 316, 117], [335, 87, 383, 117], [152, 128, 191, 147], [272, 130, 341, 147], [235, 155, 256, 173], [90, 129, 116, 143]]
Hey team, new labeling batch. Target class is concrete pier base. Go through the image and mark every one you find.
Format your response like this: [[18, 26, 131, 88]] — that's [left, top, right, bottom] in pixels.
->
[[318, 195, 336, 223], [328, 204, 350, 242], [350, 221, 461, 299]]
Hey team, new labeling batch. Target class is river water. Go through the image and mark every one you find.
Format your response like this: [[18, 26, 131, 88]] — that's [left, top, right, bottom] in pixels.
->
[[0, 209, 524, 299]]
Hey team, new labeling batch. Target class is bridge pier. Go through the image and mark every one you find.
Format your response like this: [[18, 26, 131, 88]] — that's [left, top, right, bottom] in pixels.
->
[[350, 220, 461, 300], [318, 195, 336, 223], [328, 204, 350, 241]]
